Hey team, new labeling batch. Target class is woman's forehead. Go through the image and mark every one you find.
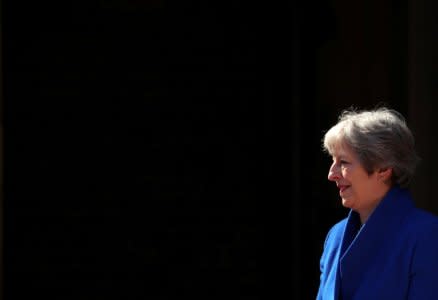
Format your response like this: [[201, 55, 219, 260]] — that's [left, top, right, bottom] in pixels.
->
[[330, 142, 354, 158]]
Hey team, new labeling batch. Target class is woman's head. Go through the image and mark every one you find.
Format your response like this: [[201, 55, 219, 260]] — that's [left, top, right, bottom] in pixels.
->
[[323, 107, 420, 188]]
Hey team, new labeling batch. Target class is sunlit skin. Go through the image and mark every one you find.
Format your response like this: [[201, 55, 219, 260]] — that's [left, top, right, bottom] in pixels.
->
[[328, 144, 392, 224]]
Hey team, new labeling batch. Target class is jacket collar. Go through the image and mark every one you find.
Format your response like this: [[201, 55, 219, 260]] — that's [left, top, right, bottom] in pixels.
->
[[337, 185, 415, 299]]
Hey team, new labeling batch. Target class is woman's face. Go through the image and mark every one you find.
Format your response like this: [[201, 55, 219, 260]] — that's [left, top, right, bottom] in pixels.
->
[[327, 144, 389, 219]]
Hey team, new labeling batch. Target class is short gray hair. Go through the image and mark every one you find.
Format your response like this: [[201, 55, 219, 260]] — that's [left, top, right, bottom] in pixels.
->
[[323, 107, 420, 188]]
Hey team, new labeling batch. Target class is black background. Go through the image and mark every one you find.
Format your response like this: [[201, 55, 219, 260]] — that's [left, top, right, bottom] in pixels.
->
[[3, 0, 438, 299]]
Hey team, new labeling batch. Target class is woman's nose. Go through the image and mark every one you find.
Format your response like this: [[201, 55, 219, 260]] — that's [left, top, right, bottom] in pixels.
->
[[328, 163, 341, 181]]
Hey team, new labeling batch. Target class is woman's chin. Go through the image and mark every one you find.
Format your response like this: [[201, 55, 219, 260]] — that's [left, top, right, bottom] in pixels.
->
[[341, 197, 354, 208]]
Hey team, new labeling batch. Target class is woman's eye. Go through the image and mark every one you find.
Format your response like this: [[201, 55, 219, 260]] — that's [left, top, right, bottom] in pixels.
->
[[340, 160, 348, 165]]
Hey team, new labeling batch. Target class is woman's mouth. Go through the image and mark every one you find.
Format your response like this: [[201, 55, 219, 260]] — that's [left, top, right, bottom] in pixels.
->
[[339, 185, 350, 193]]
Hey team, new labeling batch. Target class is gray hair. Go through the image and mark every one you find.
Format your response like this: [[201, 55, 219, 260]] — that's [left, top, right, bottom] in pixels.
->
[[323, 107, 420, 188]]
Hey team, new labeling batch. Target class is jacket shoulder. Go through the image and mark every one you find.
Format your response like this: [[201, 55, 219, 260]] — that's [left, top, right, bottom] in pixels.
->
[[403, 208, 438, 233]]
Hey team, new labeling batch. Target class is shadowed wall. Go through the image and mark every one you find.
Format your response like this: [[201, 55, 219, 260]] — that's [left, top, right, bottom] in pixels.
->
[[3, 0, 438, 299]]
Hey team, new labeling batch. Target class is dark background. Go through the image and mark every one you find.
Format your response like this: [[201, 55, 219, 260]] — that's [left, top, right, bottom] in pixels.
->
[[3, 0, 438, 299]]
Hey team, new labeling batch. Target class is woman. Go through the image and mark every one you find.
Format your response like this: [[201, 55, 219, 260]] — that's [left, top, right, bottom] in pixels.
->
[[316, 107, 438, 299]]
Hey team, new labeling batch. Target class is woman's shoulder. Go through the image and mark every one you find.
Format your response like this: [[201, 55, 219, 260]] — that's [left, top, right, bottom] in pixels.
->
[[400, 208, 438, 243], [405, 208, 438, 229], [404, 209, 438, 278]]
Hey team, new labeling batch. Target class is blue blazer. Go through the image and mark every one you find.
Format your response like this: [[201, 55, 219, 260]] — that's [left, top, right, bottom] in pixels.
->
[[317, 186, 438, 300]]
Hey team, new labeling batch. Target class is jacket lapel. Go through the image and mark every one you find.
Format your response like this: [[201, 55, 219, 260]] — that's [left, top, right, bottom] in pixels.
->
[[337, 186, 415, 299]]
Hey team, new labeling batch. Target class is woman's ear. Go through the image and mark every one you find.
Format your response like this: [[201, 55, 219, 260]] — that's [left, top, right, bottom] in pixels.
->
[[378, 167, 393, 182]]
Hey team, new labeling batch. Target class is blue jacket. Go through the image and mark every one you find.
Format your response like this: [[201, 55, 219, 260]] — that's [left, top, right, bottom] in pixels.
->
[[317, 186, 438, 300]]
